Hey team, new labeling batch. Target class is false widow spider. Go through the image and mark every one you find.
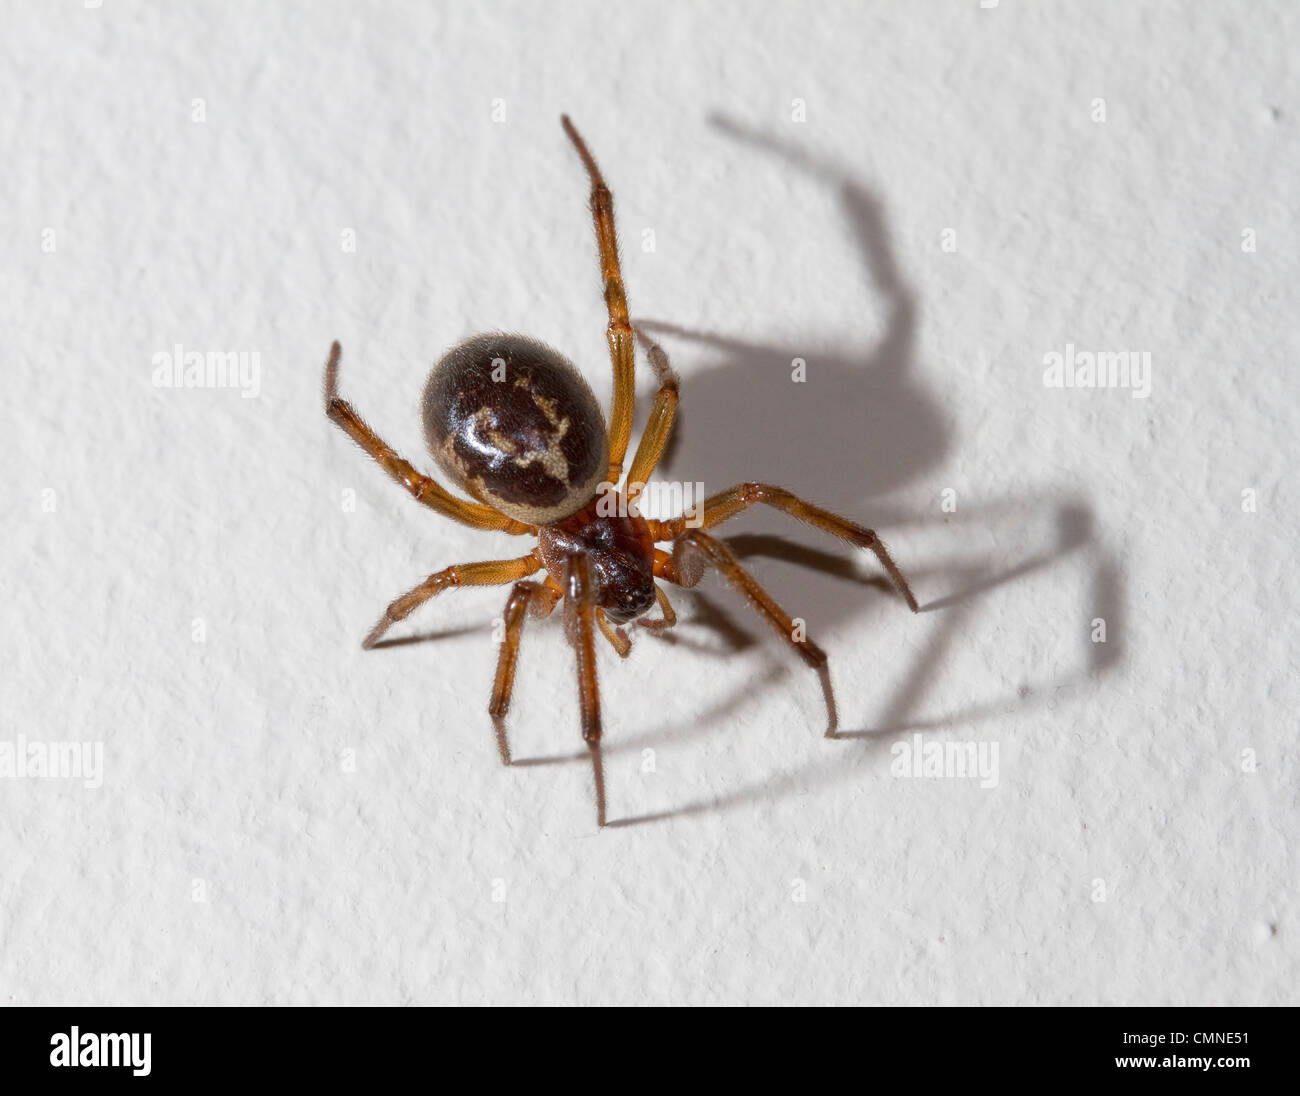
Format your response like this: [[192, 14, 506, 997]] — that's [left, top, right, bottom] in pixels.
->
[[324, 115, 919, 828]]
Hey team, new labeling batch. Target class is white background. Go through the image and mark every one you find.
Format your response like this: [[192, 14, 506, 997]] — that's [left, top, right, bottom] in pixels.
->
[[2, 1, 1296, 1005]]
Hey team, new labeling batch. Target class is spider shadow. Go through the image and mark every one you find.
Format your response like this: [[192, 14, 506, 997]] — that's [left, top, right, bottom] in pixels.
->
[[596, 116, 1126, 826], [634, 112, 948, 632], [606, 492, 1125, 827], [512, 488, 1120, 785], [368, 623, 487, 649]]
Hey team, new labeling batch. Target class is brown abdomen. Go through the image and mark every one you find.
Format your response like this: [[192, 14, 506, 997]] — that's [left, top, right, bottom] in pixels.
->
[[422, 333, 609, 525]]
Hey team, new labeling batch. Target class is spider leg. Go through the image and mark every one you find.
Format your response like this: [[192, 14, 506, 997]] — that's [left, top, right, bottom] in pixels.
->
[[658, 531, 839, 736], [596, 610, 632, 658], [634, 582, 678, 633], [324, 341, 531, 534], [624, 326, 680, 501], [649, 482, 918, 612], [561, 116, 636, 488], [563, 554, 607, 827], [488, 577, 563, 765], [362, 551, 542, 649]]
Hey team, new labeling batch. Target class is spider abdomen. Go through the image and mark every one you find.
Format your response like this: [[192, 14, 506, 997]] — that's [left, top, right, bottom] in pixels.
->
[[422, 333, 609, 525]]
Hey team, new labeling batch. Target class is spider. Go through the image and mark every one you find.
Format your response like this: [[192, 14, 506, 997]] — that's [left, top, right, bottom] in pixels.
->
[[324, 115, 919, 828]]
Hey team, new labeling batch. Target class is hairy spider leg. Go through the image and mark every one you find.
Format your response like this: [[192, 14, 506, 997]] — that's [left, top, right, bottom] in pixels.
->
[[489, 577, 564, 764], [562, 115, 636, 488], [324, 341, 531, 534], [650, 483, 919, 612], [657, 531, 839, 735], [624, 326, 680, 501], [362, 552, 543, 649], [564, 554, 607, 826]]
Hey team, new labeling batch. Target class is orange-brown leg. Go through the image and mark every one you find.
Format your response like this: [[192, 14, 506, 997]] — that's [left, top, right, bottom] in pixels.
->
[[650, 482, 918, 611], [595, 583, 676, 652], [561, 116, 636, 487], [658, 531, 839, 735], [596, 610, 632, 658], [635, 583, 678, 633], [625, 327, 680, 501], [324, 341, 531, 534], [362, 552, 542, 649], [564, 554, 607, 827], [489, 577, 563, 764]]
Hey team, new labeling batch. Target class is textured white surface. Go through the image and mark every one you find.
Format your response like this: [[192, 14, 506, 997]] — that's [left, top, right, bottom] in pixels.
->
[[1, 1, 1296, 1006]]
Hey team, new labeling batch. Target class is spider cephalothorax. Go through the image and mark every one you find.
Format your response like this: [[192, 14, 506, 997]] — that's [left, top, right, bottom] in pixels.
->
[[537, 495, 656, 625], [325, 115, 919, 827]]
